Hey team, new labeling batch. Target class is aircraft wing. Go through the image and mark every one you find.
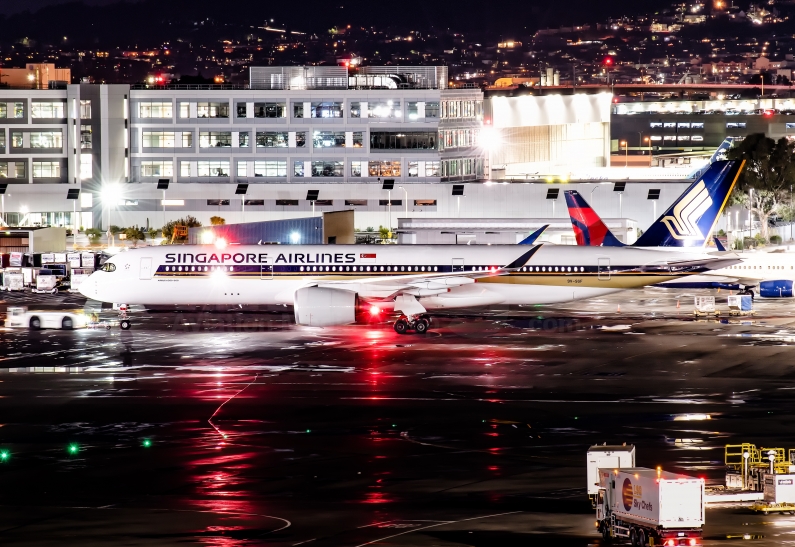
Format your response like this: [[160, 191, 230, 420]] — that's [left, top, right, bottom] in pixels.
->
[[661, 253, 743, 271], [314, 245, 543, 299]]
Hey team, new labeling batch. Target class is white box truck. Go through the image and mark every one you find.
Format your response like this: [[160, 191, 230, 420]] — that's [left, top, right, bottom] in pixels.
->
[[596, 468, 705, 546], [587, 444, 636, 504]]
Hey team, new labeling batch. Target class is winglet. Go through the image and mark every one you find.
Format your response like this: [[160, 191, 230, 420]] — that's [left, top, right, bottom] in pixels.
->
[[564, 190, 625, 247], [519, 225, 549, 245], [713, 236, 727, 252], [504, 244, 543, 270]]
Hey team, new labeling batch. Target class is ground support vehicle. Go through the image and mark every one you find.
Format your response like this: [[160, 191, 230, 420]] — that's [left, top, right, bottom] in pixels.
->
[[6, 307, 88, 330], [595, 467, 704, 546]]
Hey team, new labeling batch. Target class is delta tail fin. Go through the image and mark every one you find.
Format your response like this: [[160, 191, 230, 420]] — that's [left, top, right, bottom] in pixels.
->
[[634, 160, 743, 248], [564, 191, 626, 247], [518, 224, 549, 245]]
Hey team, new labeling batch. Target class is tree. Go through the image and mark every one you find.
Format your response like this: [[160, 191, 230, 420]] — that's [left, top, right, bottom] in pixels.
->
[[727, 134, 795, 242], [210, 216, 226, 225], [123, 226, 145, 246], [84, 228, 103, 245], [147, 228, 159, 242], [162, 215, 202, 242]]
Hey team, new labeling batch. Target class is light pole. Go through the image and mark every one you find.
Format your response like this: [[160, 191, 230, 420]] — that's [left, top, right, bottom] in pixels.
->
[[644, 136, 651, 166], [620, 140, 628, 167], [748, 189, 753, 242], [398, 185, 408, 217]]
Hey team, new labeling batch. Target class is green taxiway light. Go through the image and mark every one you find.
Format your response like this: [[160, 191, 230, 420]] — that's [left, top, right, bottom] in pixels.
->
[[68, 444, 79, 455], [0, 450, 9, 461], [142, 439, 152, 448], [306, 429, 311, 433]]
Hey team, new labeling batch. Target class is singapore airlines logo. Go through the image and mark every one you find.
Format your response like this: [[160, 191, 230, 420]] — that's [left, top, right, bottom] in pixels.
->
[[661, 181, 712, 240]]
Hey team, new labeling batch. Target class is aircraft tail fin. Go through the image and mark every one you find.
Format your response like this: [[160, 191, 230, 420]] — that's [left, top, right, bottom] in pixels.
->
[[518, 224, 549, 245], [564, 190, 625, 247], [713, 236, 727, 252], [634, 160, 744, 248]]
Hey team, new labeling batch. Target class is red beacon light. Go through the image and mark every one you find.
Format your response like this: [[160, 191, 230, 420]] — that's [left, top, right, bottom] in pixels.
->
[[764, 109, 774, 117], [603, 56, 614, 66]]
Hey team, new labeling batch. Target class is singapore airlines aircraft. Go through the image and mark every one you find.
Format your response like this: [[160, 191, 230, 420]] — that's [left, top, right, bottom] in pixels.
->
[[79, 162, 742, 333]]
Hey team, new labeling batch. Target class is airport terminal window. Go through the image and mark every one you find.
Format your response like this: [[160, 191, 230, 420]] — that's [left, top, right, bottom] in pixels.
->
[[199, 131, 232, 148], [727, 122, 746, 129], [254, 161, 287, 177], [311, 161, 343, 177], [142, 131, 176, 148], [350, 102, 361, 118], [293, 161, 305, 177], [414, 199, 436, 206], [426, 161, 440, 177], [663, 122, 676, 128], [649, 122, 663, 128], [691, 135, 704, 141], [296, 131, 306, 148], [0, 131, 4, 148], [787, 123, 795, 130], [207, 199, 230, 206], [407, 102, 419, 119], [368, 160, 401, 177], [239, 132, 249, 148], [276, 199, 298, 206], [313, 131, 346, 148], [353, 132, 363, 147], [29, 131, 62, 149], [293, 103, 304, 118], [425, 102, 440, 118], [80, 125, 92, 149], [691, 122, 704, 129], [346, 199, 367, 206], [311, 102, 343, 118], [140, 161, 173, 177], [197, 102, 229, 118], [441, 158, 477, 177], [254, 102, 286, 118], [10, 132, 22, 148], [256, 131, 288, 147], [650, 135, 662, 141], [245, 199, 265, 206], [80, 154, 92, 179], [408, 161, 418, 177], [138, 101, 172, 118], [678, 135, 690, 141], [370, 131, 436, 150], [236, 103, 247, 118], [0, 161, 26, 179], [32, 161, 60, 178], [677, 122, 690, 128], [439, 128, 477, 150], [368, 101, 400, 118], [663, 135, 676, 141], [351, 161, 362, 177], [378, 199, 402, 206], [31, 101, 65, 118], [181, 132, 193, 147], [197, 161, 230, 177], [237, 161, 247, 177], [178, 103, 190, 118]]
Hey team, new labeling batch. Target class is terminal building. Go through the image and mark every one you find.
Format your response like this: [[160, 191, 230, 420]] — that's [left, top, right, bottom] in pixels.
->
[[0, 68, 717, 236]]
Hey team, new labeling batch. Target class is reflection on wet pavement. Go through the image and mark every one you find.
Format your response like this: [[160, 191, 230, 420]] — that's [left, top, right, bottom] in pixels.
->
[[1, 289, 795, 544]]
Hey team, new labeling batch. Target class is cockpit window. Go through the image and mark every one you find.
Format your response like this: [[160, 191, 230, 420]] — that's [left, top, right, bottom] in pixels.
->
[[100, 262, 116, 272]]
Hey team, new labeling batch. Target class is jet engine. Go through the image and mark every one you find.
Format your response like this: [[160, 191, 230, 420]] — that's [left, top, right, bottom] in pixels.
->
[[294, 287, 357, 326], [759, 280, 794, 298]]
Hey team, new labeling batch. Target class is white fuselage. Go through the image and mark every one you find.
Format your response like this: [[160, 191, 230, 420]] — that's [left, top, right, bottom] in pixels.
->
[[79, 244, 728, 310]]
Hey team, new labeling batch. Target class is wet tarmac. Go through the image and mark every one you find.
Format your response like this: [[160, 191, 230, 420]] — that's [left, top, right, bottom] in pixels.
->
[[1, 288, 795, 545]]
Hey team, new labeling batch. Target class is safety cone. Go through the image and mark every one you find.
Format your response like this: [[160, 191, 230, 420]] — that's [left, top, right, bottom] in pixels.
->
[[617, 304, 621, 313]]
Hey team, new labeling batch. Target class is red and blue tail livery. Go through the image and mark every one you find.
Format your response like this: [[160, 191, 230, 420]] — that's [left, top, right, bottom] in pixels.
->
[[565, 160, 743, 248]]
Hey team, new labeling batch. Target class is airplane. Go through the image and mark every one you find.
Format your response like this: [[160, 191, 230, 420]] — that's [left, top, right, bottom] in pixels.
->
[[565, 160, 743, 249], [519, 224, 549, 245], [80, 241, 740, 333], [563, 160, 795, 297]]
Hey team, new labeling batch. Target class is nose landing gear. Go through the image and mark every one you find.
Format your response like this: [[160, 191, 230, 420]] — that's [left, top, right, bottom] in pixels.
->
[[393, 314, 432, 334]]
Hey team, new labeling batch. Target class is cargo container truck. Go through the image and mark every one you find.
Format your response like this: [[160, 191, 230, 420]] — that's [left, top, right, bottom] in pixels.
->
[[595, 467, 705, 546]]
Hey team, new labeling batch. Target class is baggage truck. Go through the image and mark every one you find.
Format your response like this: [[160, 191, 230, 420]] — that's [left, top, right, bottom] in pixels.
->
[[595, 467, 705, 546], [587, 444, 636, 505]]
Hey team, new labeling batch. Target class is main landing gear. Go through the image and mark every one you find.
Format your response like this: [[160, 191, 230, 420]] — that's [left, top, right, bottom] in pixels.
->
[[393, 314, 432, 334], [738, 287, 756, 300], [118, 304, 132, 330]]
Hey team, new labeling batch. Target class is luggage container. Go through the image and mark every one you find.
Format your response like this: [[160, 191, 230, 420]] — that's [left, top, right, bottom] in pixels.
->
[[587, 444, 636, 504]]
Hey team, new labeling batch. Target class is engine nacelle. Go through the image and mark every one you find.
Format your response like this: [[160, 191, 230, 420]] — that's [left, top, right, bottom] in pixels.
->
[[294, 287, 357, 326], [759, 280, 794, 298]]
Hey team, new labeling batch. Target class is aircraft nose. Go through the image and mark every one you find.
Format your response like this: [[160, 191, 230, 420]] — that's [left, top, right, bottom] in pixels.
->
[[79, 275, 98, 300]]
